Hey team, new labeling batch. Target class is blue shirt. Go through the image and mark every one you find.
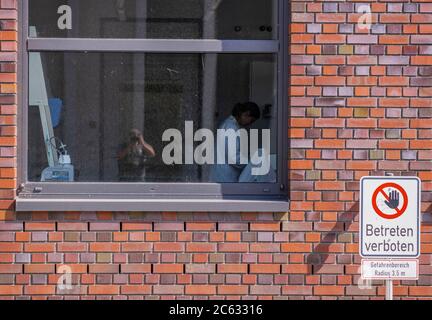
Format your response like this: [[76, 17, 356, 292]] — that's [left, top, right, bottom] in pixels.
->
[[210, 116, 246, 183]]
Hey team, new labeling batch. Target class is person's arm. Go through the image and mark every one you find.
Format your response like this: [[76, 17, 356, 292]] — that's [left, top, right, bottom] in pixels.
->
[[224, 123, 246, 170], [139, 135, 156, 157], [118, 144, 132, 160], [231, 135, 247, 170]]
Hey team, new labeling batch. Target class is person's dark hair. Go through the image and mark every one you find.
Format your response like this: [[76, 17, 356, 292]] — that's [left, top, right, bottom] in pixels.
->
[[232, 102, 261, 120]]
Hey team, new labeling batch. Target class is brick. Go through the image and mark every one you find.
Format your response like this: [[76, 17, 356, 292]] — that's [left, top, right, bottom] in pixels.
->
[[121, 223, 152, 231], [56, 264, 87, 274], [313, 265, 344, 274], [281, 243, 311, 253], [24, 264, 55, 274], [0, 285, 22, 295], [89, 222, 120, 231], [250, 223, 280, 231], [88, 285, 119, 295], [185, 223, 216, 231], [218, 243, 248, 253], [121, 243, 152, 252], [250, 285, 281, 295], [154, 222, 184, 231], [24, 285, 56, 295], [282, 265, 310, 274], [57, 222, 88, 231], [186, 243, 216, 252], [314, 286, 345, 296], [250, 264, 280, 274], [250, 243, 280, 252], [409, 287, 432, 296], [153, 285, 184, 295], [89, 243, 120, 252], [58, 243, 87, 252], [89, 264, 119, 274], [218, 285, 248, 295], [0, 264, 22, 274], [24, 243, 55, 253], [120, 285, 151, 295], [185, 264, 215, 274], [185, 285, 216, 295], [217, 264, 247, 274], [283, 285, 313, 295], [120, 264, 151, 274], [153, 264, 183, 274], [24, 222, 55, 231]]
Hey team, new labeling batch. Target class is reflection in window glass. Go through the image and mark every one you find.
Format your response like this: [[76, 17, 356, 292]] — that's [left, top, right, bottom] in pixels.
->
[[28, 52, 278, 183], [29, 0, 278, 40]]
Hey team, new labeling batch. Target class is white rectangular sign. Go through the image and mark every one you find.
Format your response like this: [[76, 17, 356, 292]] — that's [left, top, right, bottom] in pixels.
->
[[360, 177, 421, 258], [361, 259, 419, 280]]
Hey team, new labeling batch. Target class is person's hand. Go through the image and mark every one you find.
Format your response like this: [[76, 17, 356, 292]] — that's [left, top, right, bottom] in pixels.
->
[[138, 133, 145, 144], [385, 190, 400, 209]]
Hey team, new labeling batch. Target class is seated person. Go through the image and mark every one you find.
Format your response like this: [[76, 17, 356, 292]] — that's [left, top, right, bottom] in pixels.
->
[[211, 102, 260, 183]]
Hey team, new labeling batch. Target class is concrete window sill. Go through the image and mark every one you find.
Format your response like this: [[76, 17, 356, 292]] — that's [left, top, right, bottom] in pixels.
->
[[16, 198, 289, 212]]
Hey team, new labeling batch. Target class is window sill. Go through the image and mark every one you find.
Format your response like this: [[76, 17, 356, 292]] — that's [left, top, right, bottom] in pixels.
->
[[15, 197, 289, 212]]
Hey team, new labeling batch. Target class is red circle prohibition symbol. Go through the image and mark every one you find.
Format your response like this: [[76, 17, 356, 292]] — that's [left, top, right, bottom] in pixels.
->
[[372, 182, 408, 220]]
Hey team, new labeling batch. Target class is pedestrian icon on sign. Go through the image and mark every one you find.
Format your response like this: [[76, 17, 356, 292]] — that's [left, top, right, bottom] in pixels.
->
[[372, 182, 408, 220]]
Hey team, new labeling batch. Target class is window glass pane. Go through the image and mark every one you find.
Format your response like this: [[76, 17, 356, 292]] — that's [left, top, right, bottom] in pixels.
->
[[29, 0, 278, 40], [28, 52, 278, 183]]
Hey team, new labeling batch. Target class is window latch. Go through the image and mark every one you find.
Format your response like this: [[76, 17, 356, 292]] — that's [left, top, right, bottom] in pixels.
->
[[33, 187, 43, 194]]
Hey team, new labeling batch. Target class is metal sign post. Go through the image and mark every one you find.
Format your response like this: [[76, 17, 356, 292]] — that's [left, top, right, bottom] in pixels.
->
[[385, 173, 393, 301], [385, 279, 393, 300]]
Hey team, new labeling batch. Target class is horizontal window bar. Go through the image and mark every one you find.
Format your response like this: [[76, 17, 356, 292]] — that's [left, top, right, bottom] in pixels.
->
[[27, 38, 279, 53], [16, 198, 289, 212], [19, 182, 284, 197]]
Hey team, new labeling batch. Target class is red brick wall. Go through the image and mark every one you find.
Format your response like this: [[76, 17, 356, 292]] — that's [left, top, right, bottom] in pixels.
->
[[0, 0, 431, 299]]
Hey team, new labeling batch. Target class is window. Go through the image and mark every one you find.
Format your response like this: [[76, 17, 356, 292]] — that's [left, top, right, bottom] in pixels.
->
[[18, 0, 289, 211]]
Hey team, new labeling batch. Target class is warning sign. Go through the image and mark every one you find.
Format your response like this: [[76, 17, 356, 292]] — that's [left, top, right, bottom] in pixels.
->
[[360, 177, 421, 258], [361, 259, 419, 280]]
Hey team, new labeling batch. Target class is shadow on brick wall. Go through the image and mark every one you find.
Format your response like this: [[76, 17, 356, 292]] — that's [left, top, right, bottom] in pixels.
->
[[305, 203, 358, 274]]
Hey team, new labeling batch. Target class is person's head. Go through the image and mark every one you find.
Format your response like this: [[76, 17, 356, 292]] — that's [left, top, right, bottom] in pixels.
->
[[232, 102, 261, 127], [129, 129, 142, 143]]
